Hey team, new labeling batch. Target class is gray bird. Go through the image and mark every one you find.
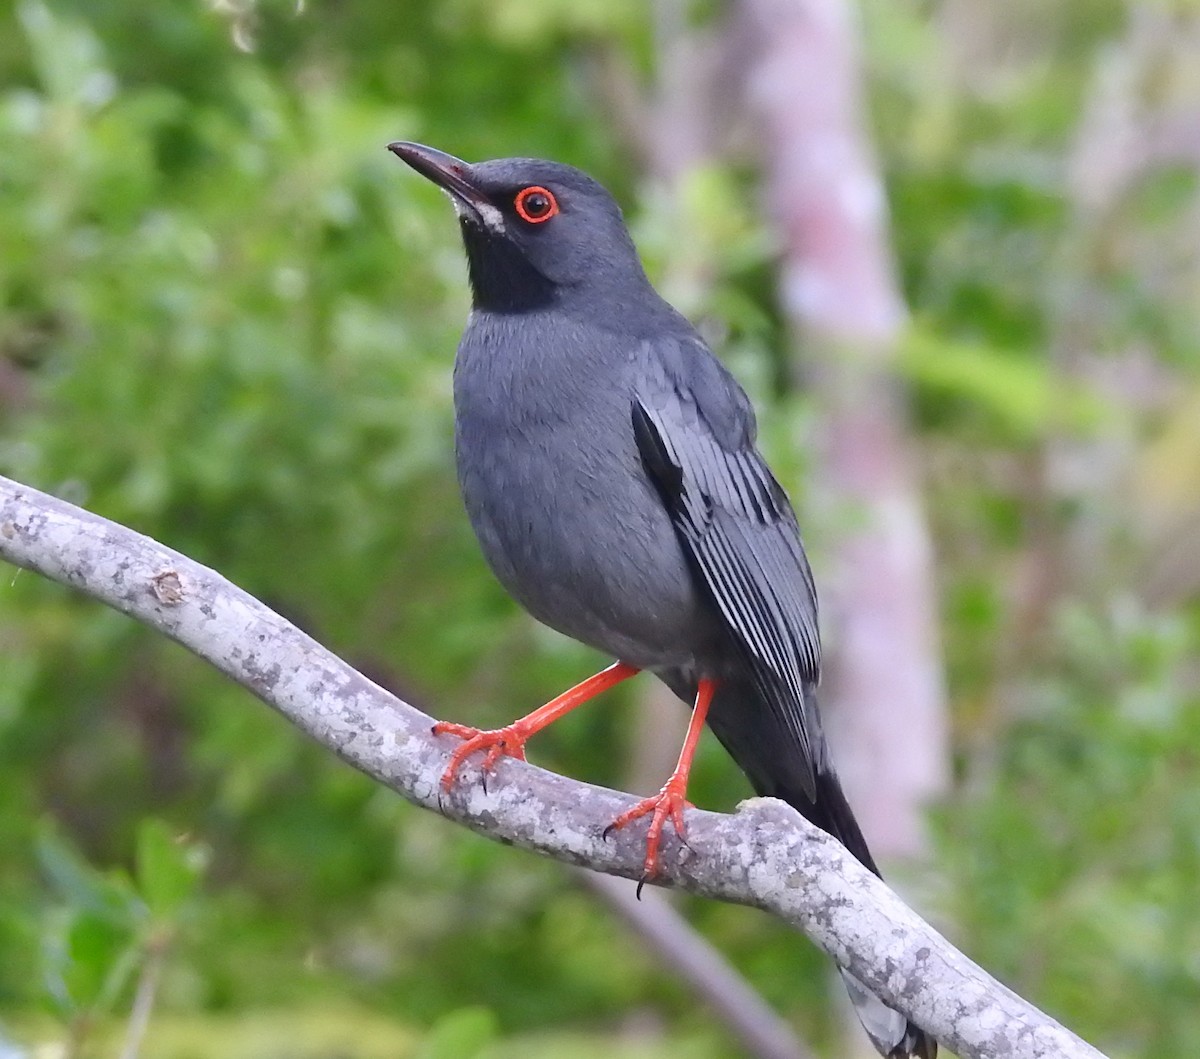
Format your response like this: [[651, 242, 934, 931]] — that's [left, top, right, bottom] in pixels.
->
[[388, 140, 936, 1059]]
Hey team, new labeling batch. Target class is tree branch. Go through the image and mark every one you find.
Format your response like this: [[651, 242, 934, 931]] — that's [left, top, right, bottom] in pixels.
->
[[0, 473, 1106, 1059]]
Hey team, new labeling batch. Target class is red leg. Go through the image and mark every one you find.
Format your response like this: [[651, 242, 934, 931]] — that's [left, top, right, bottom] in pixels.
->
[[433, 661, 639, 790], [604, 677, 717, 882]]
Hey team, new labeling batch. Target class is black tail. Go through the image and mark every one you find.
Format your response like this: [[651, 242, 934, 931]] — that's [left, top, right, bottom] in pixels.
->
[[794, 765, 883, 876], [666, 674, 937, 1059]]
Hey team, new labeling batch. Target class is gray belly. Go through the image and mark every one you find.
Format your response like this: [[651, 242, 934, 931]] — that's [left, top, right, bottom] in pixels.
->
[[455, 416, 719, 669]]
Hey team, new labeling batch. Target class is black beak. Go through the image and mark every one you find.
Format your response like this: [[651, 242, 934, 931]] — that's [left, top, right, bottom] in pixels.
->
[[387, 141, 490, 215]]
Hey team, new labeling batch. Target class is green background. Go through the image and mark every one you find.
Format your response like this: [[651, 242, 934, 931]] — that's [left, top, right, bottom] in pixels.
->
[[2, 0, 1200, 1056]]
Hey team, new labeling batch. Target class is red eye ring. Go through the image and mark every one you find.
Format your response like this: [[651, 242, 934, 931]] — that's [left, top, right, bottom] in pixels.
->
[[514, 185, 559, 224]]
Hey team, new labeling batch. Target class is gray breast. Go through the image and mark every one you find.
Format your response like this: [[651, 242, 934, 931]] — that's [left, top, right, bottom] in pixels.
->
[[452, 313, 718, 668]]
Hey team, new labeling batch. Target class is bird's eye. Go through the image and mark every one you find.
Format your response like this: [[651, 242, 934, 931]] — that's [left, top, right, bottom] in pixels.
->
[[514, 186, 559, 224]]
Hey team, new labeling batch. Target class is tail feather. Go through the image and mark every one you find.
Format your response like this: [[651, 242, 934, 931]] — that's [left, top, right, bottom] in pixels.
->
[[792, 765, 882, 877], [841, 969, 937, 1059], [675, 675, 937, 1059], [777, 768, 937, 1059]]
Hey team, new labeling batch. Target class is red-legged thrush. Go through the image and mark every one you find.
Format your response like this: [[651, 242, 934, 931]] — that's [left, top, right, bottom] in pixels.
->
[[388, 140, 937, 1059]]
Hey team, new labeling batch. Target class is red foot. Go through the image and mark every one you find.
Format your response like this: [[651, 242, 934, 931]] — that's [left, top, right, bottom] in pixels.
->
[[604, 775, 694, 881], [432, 721, 530, 790], [603, 677, 717, 890], [431, 663, 641, 792]]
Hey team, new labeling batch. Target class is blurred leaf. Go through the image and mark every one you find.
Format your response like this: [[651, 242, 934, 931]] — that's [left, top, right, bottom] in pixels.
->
[[17, 0, 114, 109], [416, 1006, 498, 1059], [36, 828, 136, 926], [901, 324, 1106, 436], [135, 819, 205, 921]]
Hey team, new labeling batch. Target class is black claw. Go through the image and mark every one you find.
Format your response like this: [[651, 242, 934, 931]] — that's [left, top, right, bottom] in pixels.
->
[[481, 771, 489, 796], [635, 876, 647, 900], [602, 823, 616, 841]]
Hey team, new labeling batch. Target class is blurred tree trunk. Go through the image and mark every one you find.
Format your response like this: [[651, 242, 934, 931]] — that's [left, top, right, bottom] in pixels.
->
[[1065, 5, 1200, 609], [739, 0, 950, 862]]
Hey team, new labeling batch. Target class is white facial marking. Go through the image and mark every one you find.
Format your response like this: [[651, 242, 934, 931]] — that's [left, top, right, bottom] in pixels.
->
[[450, 195, 506, 233]]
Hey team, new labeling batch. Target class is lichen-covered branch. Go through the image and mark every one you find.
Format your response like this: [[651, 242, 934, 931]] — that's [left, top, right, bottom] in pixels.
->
[[0, 474, 1106, 1059]]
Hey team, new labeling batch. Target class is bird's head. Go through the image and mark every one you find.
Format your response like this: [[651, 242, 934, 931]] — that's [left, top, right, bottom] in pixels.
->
[[388, 141, 649, 314]]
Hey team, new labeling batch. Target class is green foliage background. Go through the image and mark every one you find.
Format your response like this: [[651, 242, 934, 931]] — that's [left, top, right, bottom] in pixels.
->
[[2, 0, 1200, 1056]]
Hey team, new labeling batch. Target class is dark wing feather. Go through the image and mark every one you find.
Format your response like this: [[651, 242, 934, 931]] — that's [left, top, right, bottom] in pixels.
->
[[635, 338, 938, 1058], [633, 337, 822, 799]]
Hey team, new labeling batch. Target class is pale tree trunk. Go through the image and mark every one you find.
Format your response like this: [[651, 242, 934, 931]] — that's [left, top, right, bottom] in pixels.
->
[[1064, 6, 1200, 609], [594, 6, 949, 1050], [739, 0, 950, 864]]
